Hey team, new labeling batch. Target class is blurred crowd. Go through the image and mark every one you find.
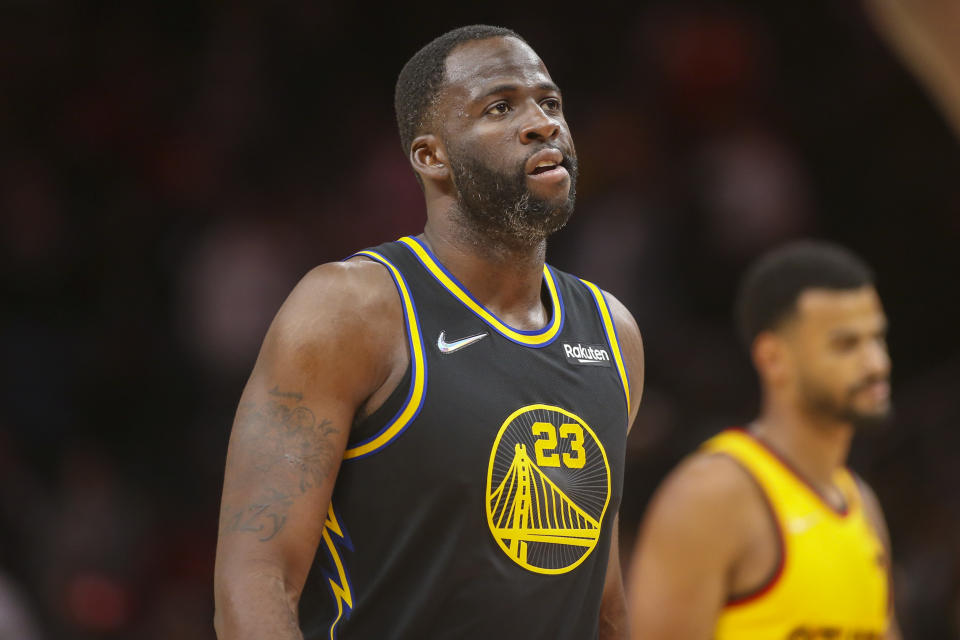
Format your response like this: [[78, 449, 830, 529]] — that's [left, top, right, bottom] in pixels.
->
[[2, 2, 960, 638]]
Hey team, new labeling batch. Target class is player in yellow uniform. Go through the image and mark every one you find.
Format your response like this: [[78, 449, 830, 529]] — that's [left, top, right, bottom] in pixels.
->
[[627, 241, 901, 639]]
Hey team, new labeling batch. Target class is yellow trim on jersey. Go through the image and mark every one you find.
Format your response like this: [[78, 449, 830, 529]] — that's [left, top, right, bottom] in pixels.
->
[[343, 250, 426, 460], [322, 504, 353, 640], [703, 430, 890, 640], [580, 279, 630, 414], [397, 236, 563, 346]]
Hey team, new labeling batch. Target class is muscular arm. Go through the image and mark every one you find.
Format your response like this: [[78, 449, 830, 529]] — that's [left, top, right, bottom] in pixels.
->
[[857, 477, 903, 640], [213, 260, 403, 640], [599, 292, 645, 640], [627, 455, 760, 640], [606, 291, 645, 431]]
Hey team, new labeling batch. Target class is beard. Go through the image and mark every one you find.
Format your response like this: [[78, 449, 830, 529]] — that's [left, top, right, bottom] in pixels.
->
[[799, 374, 893, 430], [446, 144, 578, 248]]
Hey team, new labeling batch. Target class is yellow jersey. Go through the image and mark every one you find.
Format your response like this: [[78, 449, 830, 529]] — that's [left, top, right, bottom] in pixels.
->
[[702, 429, 890, 640]]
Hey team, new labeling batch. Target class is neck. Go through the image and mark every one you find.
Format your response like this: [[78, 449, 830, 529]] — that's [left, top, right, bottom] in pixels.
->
[[751, 396, 854, 496], [420, 203, 549, 331]]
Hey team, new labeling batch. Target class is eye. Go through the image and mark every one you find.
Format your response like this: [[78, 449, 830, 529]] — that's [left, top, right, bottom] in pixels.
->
[[486, 102, 511, 116], [830, 334, 860, 353], [541, 97, 562, 111]]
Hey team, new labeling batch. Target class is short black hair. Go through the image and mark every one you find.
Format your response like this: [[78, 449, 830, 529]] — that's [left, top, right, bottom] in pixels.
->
[[394, 25, 525, 156], [735, 240, 876, 348]]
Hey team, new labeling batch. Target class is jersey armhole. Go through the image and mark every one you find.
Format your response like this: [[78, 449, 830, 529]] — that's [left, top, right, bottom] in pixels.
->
[[712, 453, 788, 608], [341, 250, 428, 460], [349, 363, 412, 446], [578, 278, 630, 417]]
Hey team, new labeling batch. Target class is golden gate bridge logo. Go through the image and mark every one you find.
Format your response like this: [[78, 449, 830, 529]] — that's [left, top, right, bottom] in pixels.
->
[[485, 404, 611, 574]]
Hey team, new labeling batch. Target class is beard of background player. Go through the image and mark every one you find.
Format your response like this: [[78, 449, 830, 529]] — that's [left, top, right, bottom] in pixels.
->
[[797, 370, 893, 431], [446, 143, 579, 248]]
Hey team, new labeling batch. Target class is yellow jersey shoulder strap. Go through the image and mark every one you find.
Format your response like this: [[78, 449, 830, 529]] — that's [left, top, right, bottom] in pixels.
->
[[702, 429, 858, 521]]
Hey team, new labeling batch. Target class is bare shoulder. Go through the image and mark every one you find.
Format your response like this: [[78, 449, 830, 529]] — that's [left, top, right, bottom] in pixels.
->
[[263, 258, 401, 355], [653, 451, 760, 520], [630, 448, 766, 617], [279, 257, 400, 328], [601, 289, 642, 352], [642, 450, 764, 555], [628, 450, 766, 633], [598, 289, 644, 424], [251, 257, 406, 408]]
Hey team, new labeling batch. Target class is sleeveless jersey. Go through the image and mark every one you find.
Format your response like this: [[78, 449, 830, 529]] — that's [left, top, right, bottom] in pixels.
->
[[298, 236, 631, 640], [702, 429, 890, 640]]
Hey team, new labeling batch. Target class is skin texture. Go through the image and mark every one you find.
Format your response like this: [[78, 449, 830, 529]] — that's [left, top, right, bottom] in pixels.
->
[[627, 286, 900, 640], [603, 293, 645, 639], [214, 260, 405, 640], [214, 36, 643, 640], [438, 38, 579, 247]]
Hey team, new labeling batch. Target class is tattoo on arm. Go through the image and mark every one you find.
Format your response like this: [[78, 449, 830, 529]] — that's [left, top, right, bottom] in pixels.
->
[[225, 488, 294, 542], [221, 389, 342, 542], [269, 385, 303, 402]]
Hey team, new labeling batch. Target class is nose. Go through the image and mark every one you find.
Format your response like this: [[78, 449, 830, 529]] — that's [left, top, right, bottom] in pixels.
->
[[519, 103, 560, 144], [864, 340, 891, 378]]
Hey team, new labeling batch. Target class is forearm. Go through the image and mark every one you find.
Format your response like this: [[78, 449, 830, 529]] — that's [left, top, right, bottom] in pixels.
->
[[214, 572, 303, 640], [598, 586, 629, 640], [599, 517, 628, 640]]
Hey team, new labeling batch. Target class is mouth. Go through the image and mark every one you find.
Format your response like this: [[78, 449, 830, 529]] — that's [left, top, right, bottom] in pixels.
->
[[525, 148, 569, 184], [852, 379, 890, 404]]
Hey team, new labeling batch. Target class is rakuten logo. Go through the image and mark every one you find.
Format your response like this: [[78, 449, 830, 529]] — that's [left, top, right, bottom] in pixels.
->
[[562, 343, 611, 367]]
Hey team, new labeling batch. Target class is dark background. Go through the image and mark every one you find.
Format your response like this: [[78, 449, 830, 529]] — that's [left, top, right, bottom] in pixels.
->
[[2, 2, 959, 638]]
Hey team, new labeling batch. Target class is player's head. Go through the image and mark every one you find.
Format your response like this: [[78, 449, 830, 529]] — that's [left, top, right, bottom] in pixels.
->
[[395, 25, 578, 247], [735, 241, 891, 429]]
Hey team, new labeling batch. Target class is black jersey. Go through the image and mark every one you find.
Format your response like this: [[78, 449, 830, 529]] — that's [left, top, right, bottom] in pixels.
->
[[298, 236, 631, 640]]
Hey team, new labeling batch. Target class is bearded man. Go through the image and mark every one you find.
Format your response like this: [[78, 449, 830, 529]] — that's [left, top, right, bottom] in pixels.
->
[[627, 241, 900, 640], [213, 25, 644, 640]]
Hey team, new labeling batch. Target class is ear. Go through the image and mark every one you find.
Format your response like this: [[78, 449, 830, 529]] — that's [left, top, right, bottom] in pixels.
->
[[752, 331, 790, 387], [410, 134, 449, 182]]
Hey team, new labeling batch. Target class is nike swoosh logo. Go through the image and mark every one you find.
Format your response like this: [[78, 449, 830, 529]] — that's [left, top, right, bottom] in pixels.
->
[[787, 514, 820, 535], [437, 331, 488, 354]]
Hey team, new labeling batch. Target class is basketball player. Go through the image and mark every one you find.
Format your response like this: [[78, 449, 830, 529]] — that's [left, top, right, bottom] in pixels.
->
[[213, 25, 643, 640], [627, 242, 899, 639]]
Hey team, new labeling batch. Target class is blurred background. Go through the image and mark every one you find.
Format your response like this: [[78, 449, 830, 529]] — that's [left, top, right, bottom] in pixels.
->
[[2, 1, 960, 638]]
